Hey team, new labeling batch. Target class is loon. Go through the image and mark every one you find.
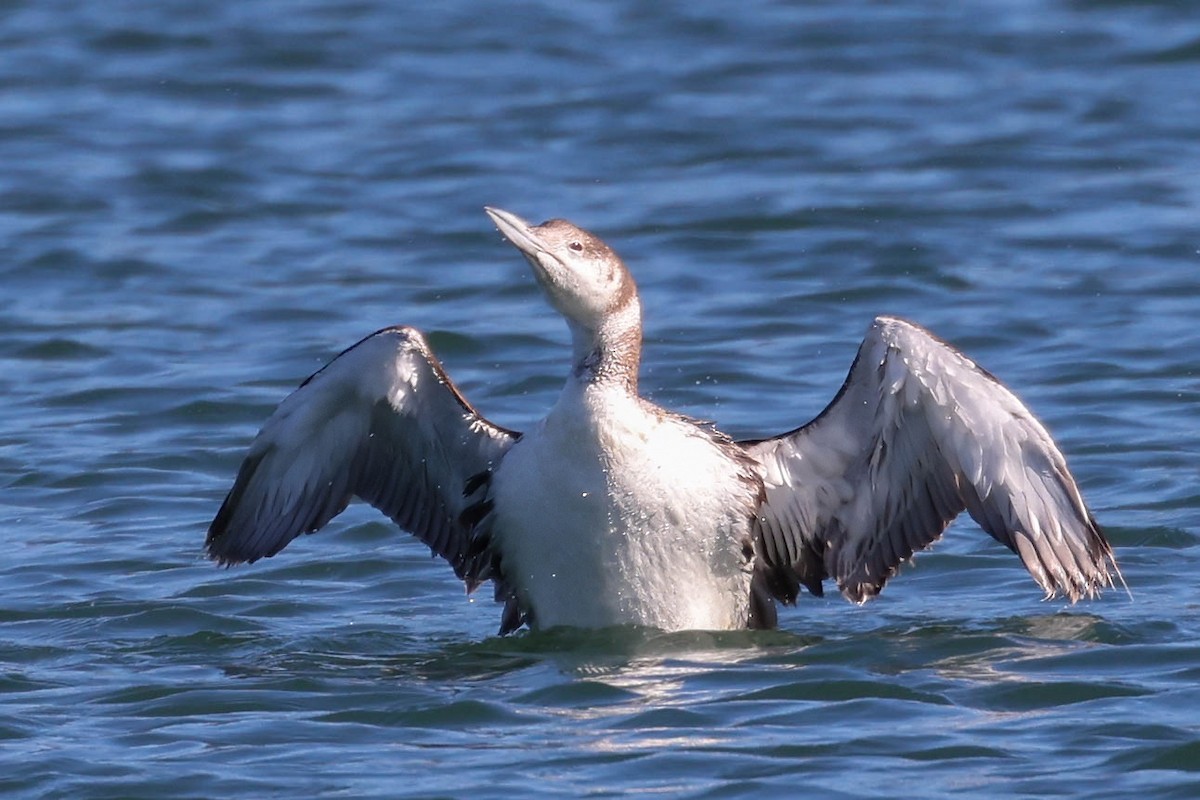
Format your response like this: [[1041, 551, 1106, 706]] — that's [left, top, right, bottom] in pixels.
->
[[207, 207, 1121, 634]]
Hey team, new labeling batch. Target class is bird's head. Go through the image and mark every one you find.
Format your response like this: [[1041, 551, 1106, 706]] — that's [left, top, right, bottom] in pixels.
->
[[484, 207, 639, 341]]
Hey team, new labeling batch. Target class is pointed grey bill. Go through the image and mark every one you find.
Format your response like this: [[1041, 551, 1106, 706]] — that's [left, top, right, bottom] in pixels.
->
[[484, 206, 548, 259]]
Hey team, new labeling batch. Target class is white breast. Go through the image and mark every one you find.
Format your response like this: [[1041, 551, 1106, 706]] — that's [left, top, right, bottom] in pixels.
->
[[490, 383, 757, 631]]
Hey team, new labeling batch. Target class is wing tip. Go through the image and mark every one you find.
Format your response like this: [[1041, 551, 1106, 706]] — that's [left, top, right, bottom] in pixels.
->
[[205, 499, 240, 566], [1028, 519, 1128, 605], [204, 517, 256, 567], [204, 451, 268, 567]]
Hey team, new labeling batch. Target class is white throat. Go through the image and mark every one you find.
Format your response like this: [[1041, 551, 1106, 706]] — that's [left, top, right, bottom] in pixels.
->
[[567, 295, 643, 391]]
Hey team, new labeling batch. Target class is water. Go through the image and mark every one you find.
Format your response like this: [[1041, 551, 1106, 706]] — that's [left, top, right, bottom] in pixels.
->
[[2, 0, 1198, 796]]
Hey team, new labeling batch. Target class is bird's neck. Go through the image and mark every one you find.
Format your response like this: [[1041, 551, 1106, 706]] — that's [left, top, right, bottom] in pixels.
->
[[569, 298, 642, 394]]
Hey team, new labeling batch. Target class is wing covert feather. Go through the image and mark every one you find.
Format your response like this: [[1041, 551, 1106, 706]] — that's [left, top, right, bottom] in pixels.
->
[[743, 316, 1119, 604], [207, 326, 518, 581]]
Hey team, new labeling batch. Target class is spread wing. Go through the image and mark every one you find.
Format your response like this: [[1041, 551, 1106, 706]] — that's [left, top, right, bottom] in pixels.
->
[[742, 316, 1120, 605], [207, 326, 519, 586]]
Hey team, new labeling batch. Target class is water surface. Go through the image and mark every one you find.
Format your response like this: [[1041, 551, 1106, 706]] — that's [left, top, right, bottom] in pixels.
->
[[2, 1, 1198, 797]]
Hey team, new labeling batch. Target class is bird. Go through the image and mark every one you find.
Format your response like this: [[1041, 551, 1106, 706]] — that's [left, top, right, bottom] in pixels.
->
[[206, 207, 1121, 635]]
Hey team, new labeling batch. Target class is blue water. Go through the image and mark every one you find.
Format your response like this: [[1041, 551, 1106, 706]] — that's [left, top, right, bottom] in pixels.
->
[[2, 1, 1199, 797]]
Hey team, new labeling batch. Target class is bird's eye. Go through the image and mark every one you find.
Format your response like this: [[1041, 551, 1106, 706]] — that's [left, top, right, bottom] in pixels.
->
[[568, 241, 583, 252]]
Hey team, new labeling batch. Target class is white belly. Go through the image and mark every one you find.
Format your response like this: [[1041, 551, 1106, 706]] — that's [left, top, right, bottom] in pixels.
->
[[490, 385, 757, 631]]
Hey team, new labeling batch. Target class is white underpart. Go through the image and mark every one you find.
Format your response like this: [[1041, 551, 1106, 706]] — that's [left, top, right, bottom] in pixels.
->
[[491, 380, 755, 630]]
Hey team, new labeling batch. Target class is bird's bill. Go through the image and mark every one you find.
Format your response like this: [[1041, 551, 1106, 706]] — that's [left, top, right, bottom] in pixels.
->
[[484, 206, 547, 260]]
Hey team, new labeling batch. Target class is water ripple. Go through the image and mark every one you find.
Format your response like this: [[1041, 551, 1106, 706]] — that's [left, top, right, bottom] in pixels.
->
[[1, 0, 1198, 797]]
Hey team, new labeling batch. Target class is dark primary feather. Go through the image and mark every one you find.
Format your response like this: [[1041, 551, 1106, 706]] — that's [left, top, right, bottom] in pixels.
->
[[743, 316, 1121, 606], [206, 326, 519, 588]]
